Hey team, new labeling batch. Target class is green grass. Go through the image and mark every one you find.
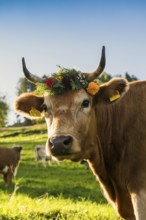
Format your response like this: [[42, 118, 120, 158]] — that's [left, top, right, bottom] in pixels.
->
[[0, 124, 122, 220]]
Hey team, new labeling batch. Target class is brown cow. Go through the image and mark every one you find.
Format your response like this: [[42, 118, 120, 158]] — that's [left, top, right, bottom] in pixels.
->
[[0, 146, 22, 186], [14, 47, 146, 220]]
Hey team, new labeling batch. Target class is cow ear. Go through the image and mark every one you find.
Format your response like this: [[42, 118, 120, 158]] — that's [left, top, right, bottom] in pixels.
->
[[18, 146, 22, 152], [13, 146, 22, 152], [95, 78, 129, 104], [14, 93, 44, 119]]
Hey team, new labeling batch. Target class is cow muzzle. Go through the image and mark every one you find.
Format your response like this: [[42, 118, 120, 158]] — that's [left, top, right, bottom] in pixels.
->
[[49, 136, 73, 156]]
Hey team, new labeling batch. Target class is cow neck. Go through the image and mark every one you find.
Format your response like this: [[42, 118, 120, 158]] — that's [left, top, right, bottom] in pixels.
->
[[85, 104, 116, 202], [87, 138, 116, 203]]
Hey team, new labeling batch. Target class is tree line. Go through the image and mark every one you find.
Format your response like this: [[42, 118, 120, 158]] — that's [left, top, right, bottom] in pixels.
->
[[0, 72, 138, 127]]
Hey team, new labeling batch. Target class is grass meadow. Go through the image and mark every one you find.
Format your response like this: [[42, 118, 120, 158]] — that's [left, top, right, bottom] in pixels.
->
[[0, 124, 122, 220]]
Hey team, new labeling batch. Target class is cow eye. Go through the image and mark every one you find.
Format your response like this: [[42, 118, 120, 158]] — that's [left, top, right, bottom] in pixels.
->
[[41, 104, 47, 112], [81, 100, 90, 108]]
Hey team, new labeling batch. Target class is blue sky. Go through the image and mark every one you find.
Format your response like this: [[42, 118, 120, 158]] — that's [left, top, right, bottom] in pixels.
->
[[0, 0, 146, 124]]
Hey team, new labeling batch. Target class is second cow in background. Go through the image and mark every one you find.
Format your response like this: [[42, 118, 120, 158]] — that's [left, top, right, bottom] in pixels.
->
[[35, 145, 60, 168]]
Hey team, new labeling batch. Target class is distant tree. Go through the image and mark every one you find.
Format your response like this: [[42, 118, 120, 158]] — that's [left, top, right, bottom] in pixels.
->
[[124, 72, 138, 82], [17, 77, 36, 95], [17, 74, 48, 95], [0, 95, 9, 127], [100, 72, 138, 83], [99, 71, 112, 83]]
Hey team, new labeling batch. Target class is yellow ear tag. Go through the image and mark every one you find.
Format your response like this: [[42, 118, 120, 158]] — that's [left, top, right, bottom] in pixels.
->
[[29, 107, 41, 117], [110, 90, 121, 102]]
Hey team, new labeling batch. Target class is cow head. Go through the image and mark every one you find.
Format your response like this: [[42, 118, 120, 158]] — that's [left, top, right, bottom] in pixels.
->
[[15, 47, 129, 162]]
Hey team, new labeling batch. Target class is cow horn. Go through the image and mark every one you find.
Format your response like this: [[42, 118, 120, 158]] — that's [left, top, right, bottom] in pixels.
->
[[22, 58, 46, 84], [84, 46, 106, 81]]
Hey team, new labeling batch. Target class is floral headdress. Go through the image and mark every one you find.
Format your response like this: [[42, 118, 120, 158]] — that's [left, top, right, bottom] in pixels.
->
[[35, 66, 100, 96]]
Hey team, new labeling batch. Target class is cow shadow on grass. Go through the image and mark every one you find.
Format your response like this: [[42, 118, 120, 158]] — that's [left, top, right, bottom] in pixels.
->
[[1, 162, 107, 204]]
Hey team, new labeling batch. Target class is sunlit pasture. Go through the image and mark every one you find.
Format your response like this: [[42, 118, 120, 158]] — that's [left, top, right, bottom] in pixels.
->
[[0, 124, 122, 219]]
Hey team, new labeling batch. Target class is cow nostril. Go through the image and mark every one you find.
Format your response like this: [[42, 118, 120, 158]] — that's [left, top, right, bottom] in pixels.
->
[[49, 139, 54, 149], [64, 136, 73, 146]]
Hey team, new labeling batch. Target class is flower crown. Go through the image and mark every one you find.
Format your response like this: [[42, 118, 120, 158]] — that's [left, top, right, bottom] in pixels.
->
[[35, 66, 100, 96]]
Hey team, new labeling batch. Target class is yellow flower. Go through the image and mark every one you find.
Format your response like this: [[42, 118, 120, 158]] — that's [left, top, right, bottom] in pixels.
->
[[87, 82, 100, 95]]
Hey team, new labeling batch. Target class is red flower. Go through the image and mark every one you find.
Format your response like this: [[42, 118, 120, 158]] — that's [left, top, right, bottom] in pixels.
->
[[46, 78, 54, 88]]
